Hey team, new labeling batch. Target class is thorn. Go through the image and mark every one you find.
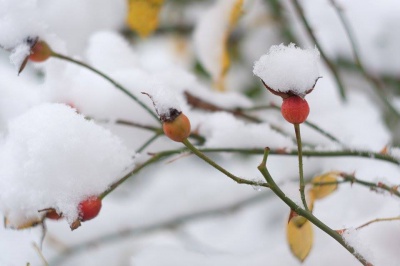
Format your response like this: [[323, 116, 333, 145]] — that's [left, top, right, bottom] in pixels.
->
[[379, 145, 388, 155]]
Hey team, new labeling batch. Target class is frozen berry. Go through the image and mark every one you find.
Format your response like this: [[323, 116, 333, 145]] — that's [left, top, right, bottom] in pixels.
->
[[78, 196, 102, 221], [281, 96, 310, 124], [29, 41, 52, 62], [163, 113, 191, 142]]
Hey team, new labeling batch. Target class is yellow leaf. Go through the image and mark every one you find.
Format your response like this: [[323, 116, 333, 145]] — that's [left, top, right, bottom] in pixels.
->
[[216, 0, 243, 91], [310, 172, 339, 200], [288, 209, 307, 227], [126, 0, 164, 38], [229, 0, 244, 25], [287, 220, 313, 262]]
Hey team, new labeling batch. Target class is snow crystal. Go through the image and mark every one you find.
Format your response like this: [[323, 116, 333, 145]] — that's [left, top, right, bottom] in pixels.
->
[[253, 43, 320, 97], [0, 103, 134, 227], [342, 228, 375, 264]]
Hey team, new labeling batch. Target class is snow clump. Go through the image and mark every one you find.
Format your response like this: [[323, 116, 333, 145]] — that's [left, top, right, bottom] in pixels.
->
[[253, 43, 320, 97], [0, 103, 135, 227]]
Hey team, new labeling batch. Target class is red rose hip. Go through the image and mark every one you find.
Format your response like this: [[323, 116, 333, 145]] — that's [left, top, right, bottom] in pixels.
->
[[78, 196, 102, 221], [281, 96, 310, 124]]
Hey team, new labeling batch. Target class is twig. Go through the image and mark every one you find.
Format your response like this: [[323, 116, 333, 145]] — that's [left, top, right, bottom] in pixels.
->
[[197, 147, 400, 166], [186, 91, 342, 146], [137, 132, 162, 153], [100, 146, 399, 200], [340, 173, 400, 198], [310, 172, 400, 199], [32, 242, 49, 266], [290, 0, 347, 101], [244, 103, 343, 145], [258, 148, 371, 265], [356, 216, 400, 230], [50, 52, 160, 122], [182, 139, 269, 188]]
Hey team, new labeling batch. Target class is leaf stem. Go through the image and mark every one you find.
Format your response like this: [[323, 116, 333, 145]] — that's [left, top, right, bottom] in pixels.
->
[[50, 52, 160, 122]]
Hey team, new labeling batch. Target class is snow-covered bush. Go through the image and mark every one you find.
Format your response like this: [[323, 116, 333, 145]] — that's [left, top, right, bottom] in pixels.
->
[[0, 0, 399, 265]]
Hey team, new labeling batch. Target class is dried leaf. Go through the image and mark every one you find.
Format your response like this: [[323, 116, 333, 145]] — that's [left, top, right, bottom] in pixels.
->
[[310, 172, 338, 200], [4, 216, 43, 230], [126, 0, 164, 38], [287, 220, 313, 262]]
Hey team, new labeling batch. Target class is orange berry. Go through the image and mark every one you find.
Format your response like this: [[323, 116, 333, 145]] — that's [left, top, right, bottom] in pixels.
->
[[29, 41, 52, 62], [78, 196, 102, 221], [281, 96, 309, 124], [162, 113, 191, 142]]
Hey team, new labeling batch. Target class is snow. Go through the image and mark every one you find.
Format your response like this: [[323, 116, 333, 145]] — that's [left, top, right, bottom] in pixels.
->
[[253, 43, 320, 97], [199, 112, 294, 149], [193, 0, 240, 81], [342, 228, 375, 264], [0, 0, 399, 265], [0, 104, 134, 227], [144, 82, 182, 120], [9, 41, 31, 71]]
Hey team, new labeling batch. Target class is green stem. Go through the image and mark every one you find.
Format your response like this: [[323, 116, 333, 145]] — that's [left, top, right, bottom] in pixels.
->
[[290, 0, 347, 101], [294, 124, 309, 211], [99, 149, 184, 199], [258, 148, 370, 266], [340, 173, 400, 198], [137, 132, 162, 153], [100, 145, 400, 200], [197, 148, 399, 166], [50, 52, 160, 122], [182, 139, 269, 188]]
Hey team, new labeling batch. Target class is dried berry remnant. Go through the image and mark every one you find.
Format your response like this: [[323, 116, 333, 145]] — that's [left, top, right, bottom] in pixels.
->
[[163, 112, 191, 142], [46, 209, 62, 220], [29, 40, 52, 62], [281, 96, 310, 124], [78, 196, 102, 222]]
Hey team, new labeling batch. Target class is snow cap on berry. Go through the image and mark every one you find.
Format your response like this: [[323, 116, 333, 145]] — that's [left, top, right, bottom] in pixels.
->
[[142, 82, 182, 122], [253, 43, 320, 98]]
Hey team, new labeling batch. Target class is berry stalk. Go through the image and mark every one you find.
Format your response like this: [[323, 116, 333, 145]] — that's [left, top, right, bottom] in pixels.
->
[[294, 123, 309, 211]]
